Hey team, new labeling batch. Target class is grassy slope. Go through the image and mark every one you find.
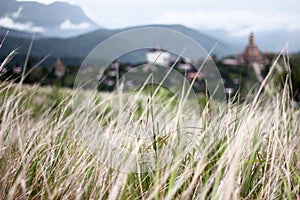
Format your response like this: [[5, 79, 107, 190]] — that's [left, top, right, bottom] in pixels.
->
[[0, 80, 299, 200]]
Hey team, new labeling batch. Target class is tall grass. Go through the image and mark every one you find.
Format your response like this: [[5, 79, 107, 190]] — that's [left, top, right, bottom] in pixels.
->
[[0, 52, 300, 199]]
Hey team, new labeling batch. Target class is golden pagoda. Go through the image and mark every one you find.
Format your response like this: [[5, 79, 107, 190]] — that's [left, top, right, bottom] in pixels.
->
[[240, 32, 265, 65]]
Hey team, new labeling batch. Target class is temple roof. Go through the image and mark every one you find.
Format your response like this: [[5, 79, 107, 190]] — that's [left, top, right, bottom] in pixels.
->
[[241, 32, 264, 65]]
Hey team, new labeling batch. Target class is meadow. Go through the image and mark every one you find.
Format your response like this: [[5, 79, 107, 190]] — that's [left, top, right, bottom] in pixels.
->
[[0, 52, 300, 200]]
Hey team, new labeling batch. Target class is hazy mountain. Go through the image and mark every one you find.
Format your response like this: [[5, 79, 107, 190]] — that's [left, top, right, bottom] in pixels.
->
[[0, 25, 233, 66], [0, 0, 99, 37], [127, 24, 233, 57], [203, 29, 300, 53]]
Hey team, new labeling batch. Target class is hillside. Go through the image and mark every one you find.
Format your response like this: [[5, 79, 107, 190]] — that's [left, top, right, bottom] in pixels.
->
[[0, 24, 233, 66]]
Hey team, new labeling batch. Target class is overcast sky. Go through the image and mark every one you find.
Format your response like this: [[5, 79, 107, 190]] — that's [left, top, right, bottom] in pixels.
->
[[17, 0, 300, 37]]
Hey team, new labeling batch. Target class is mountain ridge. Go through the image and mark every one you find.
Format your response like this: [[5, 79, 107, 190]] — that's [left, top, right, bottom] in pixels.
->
[[0, 0, 99, 37], [0, 24, 233, 66]]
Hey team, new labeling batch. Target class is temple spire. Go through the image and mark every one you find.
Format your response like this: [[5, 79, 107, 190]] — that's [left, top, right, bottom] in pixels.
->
[[249, 32, 254, 45]]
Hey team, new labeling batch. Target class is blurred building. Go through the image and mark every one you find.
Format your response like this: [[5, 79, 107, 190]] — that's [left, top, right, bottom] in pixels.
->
[[177, 58, 192, 71], [238, 32, 270, 66], [13, 63, 22, 74], [146, 48, 171, 66], [219, 33, 271, 84], [52, 58, 66, 77]]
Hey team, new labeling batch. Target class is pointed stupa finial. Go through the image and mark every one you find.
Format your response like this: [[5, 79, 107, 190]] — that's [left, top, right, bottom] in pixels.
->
[[249, 32, 254, 45]]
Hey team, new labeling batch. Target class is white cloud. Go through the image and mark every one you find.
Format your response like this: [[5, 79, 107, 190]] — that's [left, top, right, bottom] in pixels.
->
[[11, 7, 23, 19], [60, 19, 90, 30], [0, 17, 45, 33], [152, 10, 300, 37]]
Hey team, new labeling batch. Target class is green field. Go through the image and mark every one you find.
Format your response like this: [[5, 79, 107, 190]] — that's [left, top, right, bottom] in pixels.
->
[[0, 64, 300, 200]]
